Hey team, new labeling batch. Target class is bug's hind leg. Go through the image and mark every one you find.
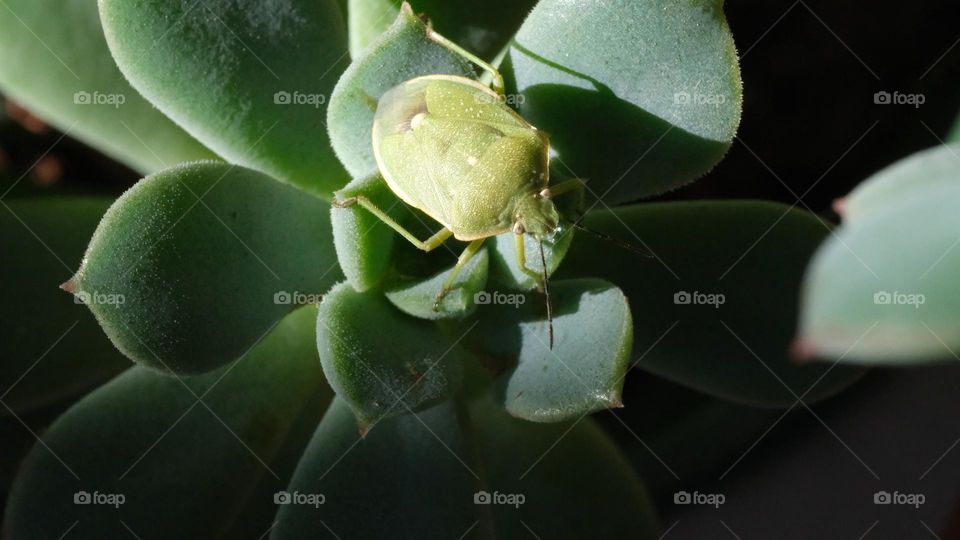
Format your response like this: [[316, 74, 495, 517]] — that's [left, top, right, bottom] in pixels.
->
[[434, 239, 486, 311], [333, 195, 453, 252], [427, 30, 505, 96]]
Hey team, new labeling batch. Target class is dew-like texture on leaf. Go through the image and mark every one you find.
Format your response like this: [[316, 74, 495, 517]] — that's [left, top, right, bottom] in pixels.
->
[[348, 0, 538, 60], [272, 397, 660, 539], [556, 201, 865, 407], [454, 279, 632, 422], [316, 283, 466, 425], [385, 246, 489, 320], [327, 4, 475, 178], [69, 162, 341, 374], [0, 0, 214, 173], [0, 199, 128, 414], [4, 307, 332, 540], [98, 0, 349, 196], [507, 0, 742, 202], [800, 145, 960, 363]]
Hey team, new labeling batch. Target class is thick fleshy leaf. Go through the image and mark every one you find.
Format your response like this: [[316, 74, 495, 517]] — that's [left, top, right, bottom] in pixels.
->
[[98, 0, 349, 196], [600, 376, 780, 500], [4, 306, 332, 539], [316, 282, 467, 426], [0, 199, 128, 414], [507, 0, 742, 203], [799, 146, 960, 363], [384, 246, 489, 320], [0, 0, 214, 173], [330, 173, 403, 291], [556, 201, 865, 407], [840, 144, 960, 226], [66, 161, 341, 375], [0, 400, 71, 497], [348, 0, 538, 60], [273, 397, 659, 539], [452, 279, 632, 422], [328, 3, 474, 178]]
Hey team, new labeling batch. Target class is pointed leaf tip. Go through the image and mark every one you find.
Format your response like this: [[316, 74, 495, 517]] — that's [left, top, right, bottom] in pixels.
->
[[58, 279, 76, 294]]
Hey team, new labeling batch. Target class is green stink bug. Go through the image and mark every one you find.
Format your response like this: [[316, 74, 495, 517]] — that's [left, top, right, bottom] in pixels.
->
[[333, 21, 617, 347]]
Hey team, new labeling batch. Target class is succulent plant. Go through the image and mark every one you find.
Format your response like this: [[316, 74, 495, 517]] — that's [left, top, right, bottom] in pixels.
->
[[5, 0, 955, 538]]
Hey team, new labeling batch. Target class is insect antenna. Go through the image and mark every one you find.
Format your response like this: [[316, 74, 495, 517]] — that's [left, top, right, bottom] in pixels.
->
[[564, 218, 654, 259], [538, 239, 554, 350]]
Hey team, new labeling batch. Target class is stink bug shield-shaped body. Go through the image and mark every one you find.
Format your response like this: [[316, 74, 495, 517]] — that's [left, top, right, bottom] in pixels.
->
[[334, 28, 583, 346]]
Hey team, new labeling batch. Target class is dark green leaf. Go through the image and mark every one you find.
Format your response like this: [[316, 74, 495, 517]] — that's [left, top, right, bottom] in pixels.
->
[[348, 0, 538, 60], [0, 0, 214, 173], [316, 283, 467, 426], [4, 306, 332, 540], [0, 198, 127, 414], [67, 162, 341, 375], [273, 397, 660, 539], [557, 201, 865, 407], [327, 3, 475, 177], [452, 279, 632, 422], [385, 246, 489, 320], [507, 0, 742, 203], [98, 0, 349, 196]]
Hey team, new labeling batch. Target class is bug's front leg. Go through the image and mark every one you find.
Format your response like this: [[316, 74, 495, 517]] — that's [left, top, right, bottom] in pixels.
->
[[514, 233, 545, 291], [434, 238, 486, 311]]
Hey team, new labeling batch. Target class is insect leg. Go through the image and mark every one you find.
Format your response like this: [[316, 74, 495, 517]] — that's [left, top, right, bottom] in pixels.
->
[[333, 195, 453, 252], [514, 233, 544, 288], [433, 238, 486, 311], [540, 178, 586, 200], [427, 31, 505, 96]]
